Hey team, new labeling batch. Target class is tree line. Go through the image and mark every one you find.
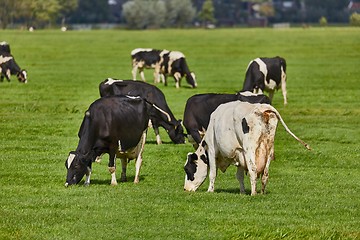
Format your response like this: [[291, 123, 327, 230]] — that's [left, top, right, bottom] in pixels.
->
[[0, 0, 357, 29]]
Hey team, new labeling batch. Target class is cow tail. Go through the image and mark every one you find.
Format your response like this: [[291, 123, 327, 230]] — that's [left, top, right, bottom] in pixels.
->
[[271, 107, 311, 150]]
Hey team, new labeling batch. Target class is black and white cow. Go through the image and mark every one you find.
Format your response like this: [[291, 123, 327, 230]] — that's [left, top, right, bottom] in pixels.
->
[[242, 57, 287, 105], [0, 42, 27, 83], [131, 48, 169, 83], [99, 78, 185, 144], [160, 51, 197, 88], [184, 101, 310, 195], [183, 91, 270, 148], [65, 95, 169, 187]]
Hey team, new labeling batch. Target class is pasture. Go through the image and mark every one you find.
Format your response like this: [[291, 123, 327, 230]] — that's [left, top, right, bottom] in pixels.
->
[[0, 27, 359, 239]]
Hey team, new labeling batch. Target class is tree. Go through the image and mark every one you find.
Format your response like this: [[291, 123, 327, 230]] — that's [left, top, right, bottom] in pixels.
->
[[58, 0, 78, 26], [165, 0, 196, 27], [123, 0, 195, 29], [198, 0, 216, 26]]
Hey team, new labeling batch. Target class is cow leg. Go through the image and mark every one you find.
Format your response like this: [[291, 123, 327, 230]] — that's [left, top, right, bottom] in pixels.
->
[[154, 65, 161, 83], [207, 149, 217, 192], [164, 75, 168, 86], [134, 131, 147, 184], [281, 72, 287, 105], [84, 166, 92, 186], [174, 72, 181, 88], [235, 150, 246, 194], [261, 150, 273, 194], [120, 158, 127, 182], [160, 74, 165, 84], [236, 167, 246, 194], [153, 127, 162, 145], [268, 90, 275, 104], [108, 152, 118, 186], [139, 69, 146, 82], [132, 65, 138, 80]]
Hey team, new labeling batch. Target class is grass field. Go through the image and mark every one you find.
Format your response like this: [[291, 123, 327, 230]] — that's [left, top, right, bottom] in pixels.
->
[[0, 27, 359, 239]]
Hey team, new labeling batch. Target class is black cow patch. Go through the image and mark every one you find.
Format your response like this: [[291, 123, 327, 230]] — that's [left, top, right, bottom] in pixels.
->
[[184, 153, 198, 181], [242, 118, 250, 134], [200, 154, 209, 165], [201, 140, 207, 148]]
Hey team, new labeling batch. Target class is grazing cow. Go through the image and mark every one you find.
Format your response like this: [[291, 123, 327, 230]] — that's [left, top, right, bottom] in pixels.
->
[[183, 91, 270, 148], [131, 48, 169, 82], [160, 51, 197, 88], [0, 42, 27, 83], [242, 57, 287, 105], [65, 95, 168, 187], [184, 101, 310, 195], [99, 78, 185, 144]]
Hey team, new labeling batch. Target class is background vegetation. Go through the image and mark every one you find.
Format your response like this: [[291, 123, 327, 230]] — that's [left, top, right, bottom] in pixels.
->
[[0, 0, 358, 29], [0, 27, 359, 239]]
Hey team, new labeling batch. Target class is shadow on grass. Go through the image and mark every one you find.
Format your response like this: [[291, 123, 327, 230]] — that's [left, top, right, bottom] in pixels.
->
[[80, 175, 146, 186]]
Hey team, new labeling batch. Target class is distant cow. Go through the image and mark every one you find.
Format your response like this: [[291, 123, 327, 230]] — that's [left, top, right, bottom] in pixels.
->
[[160, 51, 197, 88], [65, 95, 168, 187], [0, 42, 27, 83], [242, 57, 287, 105], [131, 48, 169, 83], [183, 91, 270, 148], [184, 101, 310, 195], [99, 78, 185, 144]]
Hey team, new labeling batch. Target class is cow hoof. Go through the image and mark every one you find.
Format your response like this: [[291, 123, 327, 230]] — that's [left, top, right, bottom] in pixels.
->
[[84, 183, 90, 187], [133, 179, 139, 184], [111, 181, 118, 186]]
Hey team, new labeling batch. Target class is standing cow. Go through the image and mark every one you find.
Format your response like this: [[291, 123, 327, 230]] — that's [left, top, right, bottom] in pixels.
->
[[160, 51, 197, 88], [99, 78, 185, 144], [242, 57, 287, 105], [131, 48, 169, 83], [65, 95, 170, 187], [184, 101, 310, 195], [183, 91, 270, 148], [0, 42, 27, 83]]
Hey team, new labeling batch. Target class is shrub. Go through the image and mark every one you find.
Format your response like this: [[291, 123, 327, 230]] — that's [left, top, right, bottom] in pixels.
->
[[319, 16, 327, 26], [350, 12, 360, 26]]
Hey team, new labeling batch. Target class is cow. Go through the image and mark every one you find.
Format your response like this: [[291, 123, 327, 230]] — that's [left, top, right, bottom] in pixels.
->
[[242, 57, 287, 105], [65, 95, 170, 187], [0, 42, 27, 83], [99, 78, 185, 145], [183, 101, 310, 195], [183, 91, 271, 149], [131, 48, 169, 83], [160, 51, 197, 88]]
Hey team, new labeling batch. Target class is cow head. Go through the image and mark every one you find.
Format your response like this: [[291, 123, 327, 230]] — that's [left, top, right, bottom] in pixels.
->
[[167, 120, 185, 144], [64, 151, 90, 187], [16, 69, 27, 83], [184, 141, 208, 191], [186, 72, 197, 88]]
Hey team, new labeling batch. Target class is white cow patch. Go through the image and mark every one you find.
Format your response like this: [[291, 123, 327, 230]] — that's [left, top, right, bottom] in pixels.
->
[[265, 79, 278, 91], [0, 56, 12, 64], [253, 58, 268, 79], [131, 48, 153, 55], [105, 78, 123, 85], [66, 153, 76, 169]]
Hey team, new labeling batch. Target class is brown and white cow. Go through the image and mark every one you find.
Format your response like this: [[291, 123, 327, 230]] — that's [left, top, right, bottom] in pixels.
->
[[184, 101, 310, 195]]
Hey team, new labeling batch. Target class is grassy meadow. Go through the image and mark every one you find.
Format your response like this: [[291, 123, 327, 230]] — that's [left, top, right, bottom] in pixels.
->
[[0, 27, 359, 239]]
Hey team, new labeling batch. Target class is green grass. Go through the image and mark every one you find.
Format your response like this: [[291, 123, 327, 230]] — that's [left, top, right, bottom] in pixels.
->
[[0, 27, 359, 239]]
